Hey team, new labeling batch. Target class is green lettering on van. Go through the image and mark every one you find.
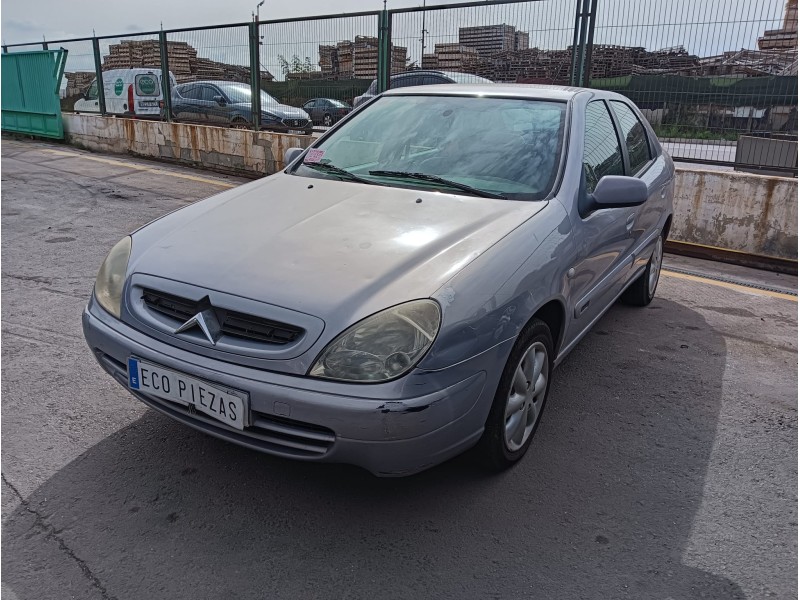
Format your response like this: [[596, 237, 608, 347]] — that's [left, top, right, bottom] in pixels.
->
[[114, 78, 124, 96]]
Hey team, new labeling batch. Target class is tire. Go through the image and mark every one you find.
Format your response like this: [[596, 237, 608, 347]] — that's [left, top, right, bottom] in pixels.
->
[[231, 118, 250, 130], [478, 318, 554, 471], [322, 114, 333, 126], [621, 233, 664, 306]]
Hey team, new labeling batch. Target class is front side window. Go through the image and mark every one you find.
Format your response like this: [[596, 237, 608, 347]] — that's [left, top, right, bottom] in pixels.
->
[[610, 100, 652, 174], [583, 101, 624, 193], [86, 80, 98, 100], [292, 95, 567, 201]]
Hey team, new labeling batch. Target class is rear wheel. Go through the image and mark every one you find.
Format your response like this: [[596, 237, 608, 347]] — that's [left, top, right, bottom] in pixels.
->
[[478, 319, 553, 471], [322, 113, 333, 126], [621, 233, 664, 306]]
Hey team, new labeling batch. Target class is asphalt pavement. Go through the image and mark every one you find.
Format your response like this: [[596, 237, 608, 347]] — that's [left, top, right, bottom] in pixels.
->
[[2, 138, 797, 600]]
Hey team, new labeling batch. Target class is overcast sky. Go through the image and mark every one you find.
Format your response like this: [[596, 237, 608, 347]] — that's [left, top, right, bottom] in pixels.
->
[[3, 0, 785, 79]]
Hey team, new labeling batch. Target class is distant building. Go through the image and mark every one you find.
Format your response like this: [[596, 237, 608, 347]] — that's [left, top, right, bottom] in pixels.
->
[[515, 31, 530, 51]]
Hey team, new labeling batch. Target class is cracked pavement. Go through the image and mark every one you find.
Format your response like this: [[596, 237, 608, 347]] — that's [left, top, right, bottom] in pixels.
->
[[1, 138, 797, 599]]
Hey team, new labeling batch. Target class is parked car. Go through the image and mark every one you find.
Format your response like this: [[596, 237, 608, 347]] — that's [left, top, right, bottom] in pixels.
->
[[170, 81, 313, 134], [302, 98, 352, 126], [83, 84, 674, 476], [353, 70, 494, 108], [74, 68, 176, 118]]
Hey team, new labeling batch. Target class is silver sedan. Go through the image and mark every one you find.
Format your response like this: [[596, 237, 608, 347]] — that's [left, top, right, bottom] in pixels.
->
[[83, 84, 674, 476]]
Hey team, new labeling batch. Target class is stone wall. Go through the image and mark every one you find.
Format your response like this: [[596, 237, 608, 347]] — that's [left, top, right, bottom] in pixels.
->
[[62, 114, 313, 176], [672, 168, 797, 260]]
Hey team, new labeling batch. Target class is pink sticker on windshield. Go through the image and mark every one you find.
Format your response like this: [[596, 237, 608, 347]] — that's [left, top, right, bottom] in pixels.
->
[[304, 149, 325, 163]]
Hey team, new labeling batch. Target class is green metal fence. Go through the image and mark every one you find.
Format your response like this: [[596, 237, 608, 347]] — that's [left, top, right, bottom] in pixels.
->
[[1, 50, 68, 139], [2, 0, 796, 171]]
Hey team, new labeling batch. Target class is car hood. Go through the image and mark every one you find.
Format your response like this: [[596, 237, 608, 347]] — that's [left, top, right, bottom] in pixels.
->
[[260, 103, 309, 119], [130, 174, 545, 326]]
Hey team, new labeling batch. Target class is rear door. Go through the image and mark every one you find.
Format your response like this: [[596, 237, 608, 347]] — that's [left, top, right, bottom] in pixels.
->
[[174, 85, 205, 123], [133, 73, 160, 115], [304, 99, 320, 123]]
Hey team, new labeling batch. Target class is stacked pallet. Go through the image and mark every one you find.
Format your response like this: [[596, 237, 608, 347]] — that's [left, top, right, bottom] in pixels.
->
[[98, 39, 274, 83], [433, 43, 479, 70], [64, 71, 96, 97], [317, 37, 407, 79]]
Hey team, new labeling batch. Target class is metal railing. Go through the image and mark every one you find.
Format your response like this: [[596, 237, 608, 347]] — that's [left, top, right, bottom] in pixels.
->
[[3, 0, 796, 173]]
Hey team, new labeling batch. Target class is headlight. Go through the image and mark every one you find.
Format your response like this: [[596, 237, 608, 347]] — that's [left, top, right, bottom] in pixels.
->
[[309, 300, 441, 382], [94, 236, 132, 319], [261, 112, 279, 122]]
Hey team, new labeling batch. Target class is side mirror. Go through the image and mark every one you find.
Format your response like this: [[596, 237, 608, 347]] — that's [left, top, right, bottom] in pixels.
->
[[213, 95, 226, 106], [591, 175, 648, 210], [284, 147, 304, 165]]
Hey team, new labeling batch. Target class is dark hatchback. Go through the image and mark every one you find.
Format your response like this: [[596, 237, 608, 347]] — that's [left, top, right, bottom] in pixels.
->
[[170, 81, 313, 134], [302, 98, 352, 126]]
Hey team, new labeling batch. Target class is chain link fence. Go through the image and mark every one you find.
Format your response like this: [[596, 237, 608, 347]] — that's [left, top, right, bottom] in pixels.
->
[[3, 0, 797, 173]]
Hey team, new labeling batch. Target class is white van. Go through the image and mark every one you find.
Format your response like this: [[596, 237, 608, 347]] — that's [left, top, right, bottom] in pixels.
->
[[74, 68, 176, 118]]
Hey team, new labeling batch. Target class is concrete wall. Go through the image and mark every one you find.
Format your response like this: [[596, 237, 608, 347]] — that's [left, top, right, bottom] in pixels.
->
[[62, 114, 313, 176], [60, 114, 797, 261], [672, 168, 797, 260]]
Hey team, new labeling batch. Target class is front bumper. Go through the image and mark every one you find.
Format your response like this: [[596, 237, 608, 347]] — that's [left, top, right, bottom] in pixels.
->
[[83, 300, 502, 476]]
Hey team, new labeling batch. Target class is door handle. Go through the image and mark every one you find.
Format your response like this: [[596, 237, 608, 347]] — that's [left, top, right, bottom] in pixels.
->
[[626, 214, 635, 232]]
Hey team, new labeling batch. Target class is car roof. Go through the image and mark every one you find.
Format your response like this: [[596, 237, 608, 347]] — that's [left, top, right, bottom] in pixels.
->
[[178, 80, 248, 87], [382, 83, 585, 101]]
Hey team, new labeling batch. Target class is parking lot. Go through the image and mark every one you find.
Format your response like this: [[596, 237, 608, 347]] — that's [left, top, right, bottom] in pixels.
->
[[1, 137, 797, 599]]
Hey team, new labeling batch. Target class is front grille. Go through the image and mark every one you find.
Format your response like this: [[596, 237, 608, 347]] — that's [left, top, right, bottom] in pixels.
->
[[142, 288, 303, 345], [282, 118, 309, 128]]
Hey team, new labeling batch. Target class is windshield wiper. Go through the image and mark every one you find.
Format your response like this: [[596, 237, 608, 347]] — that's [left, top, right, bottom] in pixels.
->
[[302, 161, 375, 185], [367, 170, 507, 199]]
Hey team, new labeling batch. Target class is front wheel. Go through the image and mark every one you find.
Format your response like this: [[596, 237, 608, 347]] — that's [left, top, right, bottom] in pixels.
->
[[621, 233, 664, 306], [231, 118, 250, 130], [478, 319, 553, 471], [322, 114, 333, 126]]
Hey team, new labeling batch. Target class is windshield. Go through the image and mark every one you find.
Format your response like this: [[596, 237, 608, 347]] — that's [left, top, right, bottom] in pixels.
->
[[293, 95, 566, 201], [218, 84, 280, 107]]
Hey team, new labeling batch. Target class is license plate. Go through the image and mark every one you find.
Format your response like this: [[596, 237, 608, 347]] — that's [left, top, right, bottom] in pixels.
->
[[288, 129, 305, 134], [128, 357, 248, 430], [139, 101, 158, 107]]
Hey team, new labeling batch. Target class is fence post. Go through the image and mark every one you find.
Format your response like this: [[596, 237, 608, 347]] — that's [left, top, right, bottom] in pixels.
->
[[42, 41, 49, 50], [377, 10, 391, 93], [2, 46, 7, 54], [159, 31, 172, 122], [92, 37, 107, 116], [249, 21, 262, 131], [570, 0, 587, 86], [582, 0, 597, 87]]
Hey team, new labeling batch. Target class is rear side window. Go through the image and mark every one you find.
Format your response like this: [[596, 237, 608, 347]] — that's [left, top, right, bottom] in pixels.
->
[[134, 74, 159, 97], [610, 100, 652, 174], [583, 101, 624, 193]]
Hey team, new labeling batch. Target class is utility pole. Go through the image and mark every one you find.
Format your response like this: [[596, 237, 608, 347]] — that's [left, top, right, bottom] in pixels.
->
[[420, 0, 427, 68]]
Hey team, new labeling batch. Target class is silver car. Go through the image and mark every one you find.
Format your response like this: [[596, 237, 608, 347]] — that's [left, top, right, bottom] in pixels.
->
[[83, 84, 674, 476]]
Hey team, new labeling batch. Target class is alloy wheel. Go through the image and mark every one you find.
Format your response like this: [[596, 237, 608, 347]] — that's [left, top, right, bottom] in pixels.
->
[[504, 341, 548, 451]]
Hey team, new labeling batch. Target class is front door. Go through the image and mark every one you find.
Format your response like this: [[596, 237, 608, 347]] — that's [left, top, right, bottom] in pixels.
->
[[565, 100, 636, 340]]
